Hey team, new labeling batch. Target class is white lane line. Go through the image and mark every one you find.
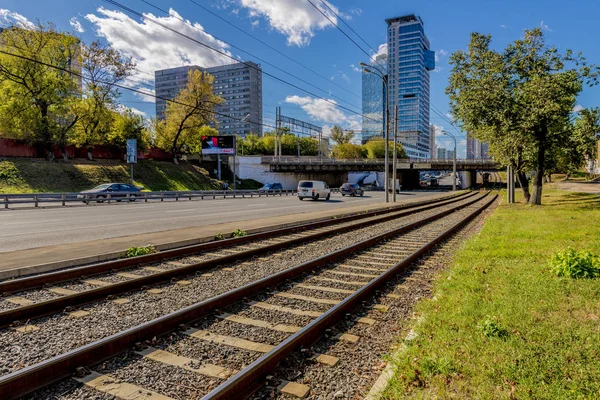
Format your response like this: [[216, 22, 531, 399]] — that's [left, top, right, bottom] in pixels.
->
[[246, 203, 268, 207], [1, 219, 61, 226]]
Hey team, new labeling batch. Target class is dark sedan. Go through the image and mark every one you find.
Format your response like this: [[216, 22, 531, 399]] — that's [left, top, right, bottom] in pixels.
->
[[340, 183, 364, 197], [77, 183, 141, 202]]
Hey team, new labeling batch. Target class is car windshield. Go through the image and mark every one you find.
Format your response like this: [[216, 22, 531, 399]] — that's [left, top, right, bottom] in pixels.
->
[[299, 182, 313, 188], [262, 184, 273, 188], [351, 184, 359, 188], [93, 184, 111, 190]]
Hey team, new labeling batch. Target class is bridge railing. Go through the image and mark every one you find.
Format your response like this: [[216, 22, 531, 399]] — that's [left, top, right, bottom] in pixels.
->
[[262, 156, 498, 167]]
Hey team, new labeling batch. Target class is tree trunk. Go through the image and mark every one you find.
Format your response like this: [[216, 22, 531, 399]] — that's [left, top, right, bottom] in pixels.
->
[[515, 170, 531, 203], [87, 148, 93, 161], [173, 155, 179, 165], [529, 128, 547, 205], [61, 147, 69, 162]]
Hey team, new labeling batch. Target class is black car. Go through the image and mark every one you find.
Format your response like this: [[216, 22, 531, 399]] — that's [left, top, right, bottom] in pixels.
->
[[340, 183, 364, 197], [259, 183, 283, 191], [77, 183, 142, 202]]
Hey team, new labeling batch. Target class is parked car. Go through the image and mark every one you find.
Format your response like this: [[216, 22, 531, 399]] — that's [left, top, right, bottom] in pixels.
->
[[259, 183, 283, 191], [77, 183, 141, 202], [297, 180, 330, 201], [340, 183, 364, 197]]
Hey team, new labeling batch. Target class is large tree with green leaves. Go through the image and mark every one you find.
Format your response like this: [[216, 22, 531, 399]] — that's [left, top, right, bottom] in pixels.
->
[[447, 28, 599, 204], [363, 137, 407, 159], [329, 125, 354, 145], [70, 41, 135, 160], [107, 109, 150, 152], [154, 69, 223, 163], [0, 23, 80, 160]]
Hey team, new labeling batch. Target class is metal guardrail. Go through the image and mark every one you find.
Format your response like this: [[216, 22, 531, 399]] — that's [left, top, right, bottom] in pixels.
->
[[261, 156, 499, 167], [0, 189, 303, 209]]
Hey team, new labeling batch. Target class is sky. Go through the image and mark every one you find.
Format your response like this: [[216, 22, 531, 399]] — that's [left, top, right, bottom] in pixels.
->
[[1, 0, 600, 156]]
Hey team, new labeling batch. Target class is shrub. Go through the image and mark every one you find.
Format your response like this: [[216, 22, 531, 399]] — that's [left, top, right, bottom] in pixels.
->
[[478, 316, 509, 339], [231, 228, 247, 238], [549, 248, 600, 279], [214, 233, 224, 241], [125, 245, 157, 258]]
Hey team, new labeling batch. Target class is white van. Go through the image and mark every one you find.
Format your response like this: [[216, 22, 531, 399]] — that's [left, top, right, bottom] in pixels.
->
[[297, 180, 331, 201]]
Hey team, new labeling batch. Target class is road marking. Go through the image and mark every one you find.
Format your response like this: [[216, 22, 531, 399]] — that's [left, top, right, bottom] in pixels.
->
[[186, 329, 274, 353], [137, 347, 237, 379], [249, 301, 323, 317], [74, 371, 172, 399], [165, 209, 196, 213], [217, 313, 301, 333], [246, 203, 268, 207]]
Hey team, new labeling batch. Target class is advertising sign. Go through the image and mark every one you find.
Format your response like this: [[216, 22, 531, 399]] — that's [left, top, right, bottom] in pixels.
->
[[126, 139, 137, 164], [201, 136, 236, 155]]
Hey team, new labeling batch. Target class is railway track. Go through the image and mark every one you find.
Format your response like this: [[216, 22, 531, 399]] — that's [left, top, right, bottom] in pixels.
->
[[0, 191, 496, 399], [0, 191, 478, 327]]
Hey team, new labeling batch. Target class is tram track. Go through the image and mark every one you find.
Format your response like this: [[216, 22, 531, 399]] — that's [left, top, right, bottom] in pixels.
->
[[0, 191, 495, 399]]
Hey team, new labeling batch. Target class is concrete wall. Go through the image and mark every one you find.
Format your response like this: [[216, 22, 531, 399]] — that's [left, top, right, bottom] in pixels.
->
[[230, 156, 348, 189]]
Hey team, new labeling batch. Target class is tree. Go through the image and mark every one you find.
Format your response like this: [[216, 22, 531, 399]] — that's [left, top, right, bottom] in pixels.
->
[[107, 109, 150, 152], [330, 125, 354, 145], [0, 23, 80, 160], [71, 41, 135, 160], [154, 69, 223, 163], [330, 143, 366, 159], [447, 28, 599, 204], [363, 137, 407, 159], [237, 133, 264, 155]]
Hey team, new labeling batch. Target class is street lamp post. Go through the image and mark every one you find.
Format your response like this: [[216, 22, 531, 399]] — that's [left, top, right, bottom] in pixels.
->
[[233, 114, 251, 190], [360, 61, 390, 202], [442, 131, 457, 191]]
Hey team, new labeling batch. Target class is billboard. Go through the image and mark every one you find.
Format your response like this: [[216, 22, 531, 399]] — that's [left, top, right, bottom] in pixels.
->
[[201, 136, 236, 155]]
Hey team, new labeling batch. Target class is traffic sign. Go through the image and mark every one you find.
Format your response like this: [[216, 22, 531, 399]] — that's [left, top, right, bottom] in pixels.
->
[[126, 139, 137, 164]]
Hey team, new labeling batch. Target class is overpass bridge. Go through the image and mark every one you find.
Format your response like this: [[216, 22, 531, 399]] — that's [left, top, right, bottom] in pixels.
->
[[261, 156, 501, 172]]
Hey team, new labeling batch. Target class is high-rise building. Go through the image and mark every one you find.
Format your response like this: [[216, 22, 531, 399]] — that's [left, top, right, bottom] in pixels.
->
[[429, 124, 436, 158], [155, 61, 262, 136], [386, 15, 435, 159], [361, 53, 387, 144], [437, 147, 447, 160], [447, 149, 455, 161], [466, 135, 490, 159]]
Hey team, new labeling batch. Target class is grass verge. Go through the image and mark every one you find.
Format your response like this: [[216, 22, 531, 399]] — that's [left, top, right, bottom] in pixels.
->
[[382, 188, 600, 399], [0, 158, 224, 193]]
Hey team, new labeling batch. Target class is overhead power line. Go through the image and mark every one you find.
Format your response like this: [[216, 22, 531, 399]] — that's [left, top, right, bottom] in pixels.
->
[[102, 0, 378, 123], [184, 0, 361, 101]]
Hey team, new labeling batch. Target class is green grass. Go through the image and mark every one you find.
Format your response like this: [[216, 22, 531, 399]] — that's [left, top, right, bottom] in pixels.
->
[[0, 158, 225, 193], [383, 188, 600, 399]]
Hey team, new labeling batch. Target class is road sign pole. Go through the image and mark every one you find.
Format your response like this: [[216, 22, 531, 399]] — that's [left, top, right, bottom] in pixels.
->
[[218, 154, 222, 181], [130, 163, 134, 185]]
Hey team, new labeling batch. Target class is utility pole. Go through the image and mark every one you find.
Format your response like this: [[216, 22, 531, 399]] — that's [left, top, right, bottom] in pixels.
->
[[392, 105, 398, 202], [384, 74, 390, 203], [275, 107, 280, 159]]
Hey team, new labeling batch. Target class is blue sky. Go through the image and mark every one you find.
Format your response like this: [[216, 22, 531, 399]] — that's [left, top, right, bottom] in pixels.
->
[[2, 0, 599, 156]]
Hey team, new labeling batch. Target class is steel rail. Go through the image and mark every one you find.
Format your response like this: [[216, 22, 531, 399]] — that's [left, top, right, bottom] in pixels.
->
[[0, 194, 480, 327], [0, 191, 474, 295], [0, 193, 490, 399], [202, 193, 498, 399]]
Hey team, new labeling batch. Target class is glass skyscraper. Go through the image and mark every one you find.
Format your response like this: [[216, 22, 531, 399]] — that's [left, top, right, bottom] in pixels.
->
[[361, 54, 387, 144], [386, 15, 435, 159]]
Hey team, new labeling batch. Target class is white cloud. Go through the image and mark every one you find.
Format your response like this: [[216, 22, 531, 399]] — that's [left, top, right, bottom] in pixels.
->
[[370, 43, 388, 63], [435, 49, 448, 62], [350, 64, 361, 73], [445, 113, 455, 122], [0, 9, 34, 29], [251, 20, 259, 28], [237, 0, 339, 46], [69, 17, 85, 33], [432, 67, 443, 73], [573, 104, 584, 113], [85, 7, 233, 102], [286, 95, 347, 124], [500, 24, 508, 29], [540, 20, 552, 32], [115, 104, 147, 117]]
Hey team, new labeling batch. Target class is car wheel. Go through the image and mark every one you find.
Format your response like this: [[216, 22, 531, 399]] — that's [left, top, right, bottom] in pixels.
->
[[326, 194, 330, 201], [299, 197, 304, 201], [313, 194, 319, 201], [342, 193, 345, 196], [96, 195, 105, 203], [130, 195, 137, 202]]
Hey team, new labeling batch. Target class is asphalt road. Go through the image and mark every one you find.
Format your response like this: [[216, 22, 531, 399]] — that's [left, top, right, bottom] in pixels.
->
[[0, 191, 438, 253]]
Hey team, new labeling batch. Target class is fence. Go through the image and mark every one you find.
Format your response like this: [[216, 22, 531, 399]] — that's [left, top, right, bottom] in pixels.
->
[[1, 189, 307, 209]]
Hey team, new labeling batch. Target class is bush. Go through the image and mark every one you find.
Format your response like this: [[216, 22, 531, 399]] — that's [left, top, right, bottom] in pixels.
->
[[478, 316, 509, 338], [214, 233, 224, 241], [231, 228, 247, 238], [549, 248, 600, 279], [125, 245, 157, 258]]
